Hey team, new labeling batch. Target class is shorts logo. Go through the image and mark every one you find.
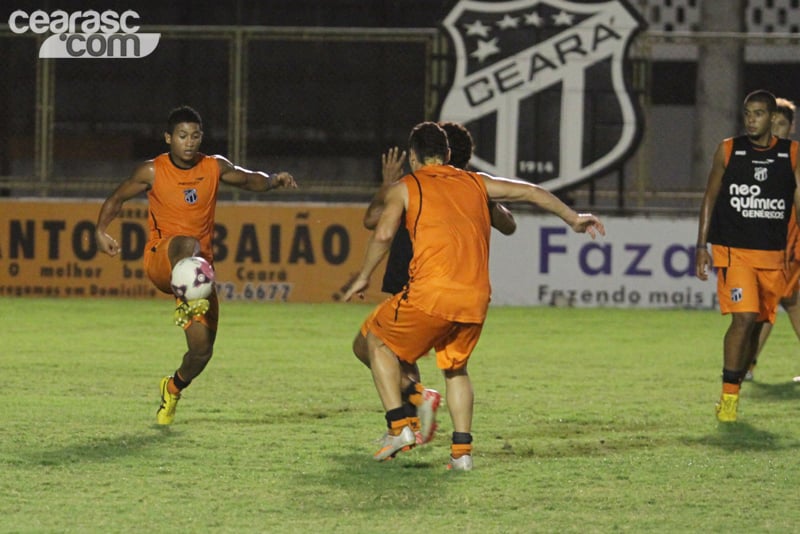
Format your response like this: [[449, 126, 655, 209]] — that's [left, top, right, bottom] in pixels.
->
[[439, 0, 645, 191], [731, 287, 743, 303], [8, 9, 160, 59], [184, 189, 198, 204]]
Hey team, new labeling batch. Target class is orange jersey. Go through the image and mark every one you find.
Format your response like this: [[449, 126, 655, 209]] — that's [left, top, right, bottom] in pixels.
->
[[402, 164, 491, 323], [148, 153, 221, 262]]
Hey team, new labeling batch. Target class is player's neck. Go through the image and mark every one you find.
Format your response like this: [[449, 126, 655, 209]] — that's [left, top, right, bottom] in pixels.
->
[[168, 153, 200, 169], [747, 134, 773, 149]]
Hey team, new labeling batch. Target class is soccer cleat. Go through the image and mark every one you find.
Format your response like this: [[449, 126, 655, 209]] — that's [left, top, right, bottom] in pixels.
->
[[715, 392, 739, 422], [417, 389, 441, 444], [373, 425, 416, 461], [156, 376, 181, 425], [173, 298, 210, 328], [408, 416, 424, 445], [447, 454, 473, 471], [375, 429, 423, 449]]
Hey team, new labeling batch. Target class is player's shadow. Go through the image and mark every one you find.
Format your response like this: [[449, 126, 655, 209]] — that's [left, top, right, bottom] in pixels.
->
[[685, 421, 787, 452], [21, 430, 174, 466], [301, 450, 450, 508], [746, 380, 800, 401]]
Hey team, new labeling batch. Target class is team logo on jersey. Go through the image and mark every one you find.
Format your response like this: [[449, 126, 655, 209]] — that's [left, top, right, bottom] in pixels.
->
[[439, 0, 646, 191], [753, 167, 768, 182], [731, 287, 743, 303], [183, 188, 198, 204]]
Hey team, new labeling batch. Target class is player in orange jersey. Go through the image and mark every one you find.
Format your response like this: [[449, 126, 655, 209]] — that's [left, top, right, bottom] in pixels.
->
[[696, 90, 800, 422], [354, 122, 517, 448], [95, 105, 297, 425], [343, 121, 604, 469], [748, 98, 800, 381]]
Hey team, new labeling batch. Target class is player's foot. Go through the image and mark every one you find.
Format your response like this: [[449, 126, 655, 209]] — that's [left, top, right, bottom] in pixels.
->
[[417, 389, 441, 444], [373, 425, 416, 461], [375, 428, 422, 449], [408, 416, 424, 445], [744, 369, 754, 381], [793, 375, 800, 383], [715, 392, 739, 423], [173, 298, 210, 327], [447, 454, 473, 471], [156, 376, 181, 425]]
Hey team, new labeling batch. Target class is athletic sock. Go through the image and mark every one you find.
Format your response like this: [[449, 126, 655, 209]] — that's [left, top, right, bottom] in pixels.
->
[[169, 371, 191, 395], [403, 381, 425, 407], [722, 368, 744, 395], [385, 407, 408, 435], [451, 432, 473, 459]]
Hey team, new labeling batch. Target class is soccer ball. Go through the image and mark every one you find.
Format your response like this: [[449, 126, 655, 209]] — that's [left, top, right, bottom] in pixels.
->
[[170, 256, 215, 301]]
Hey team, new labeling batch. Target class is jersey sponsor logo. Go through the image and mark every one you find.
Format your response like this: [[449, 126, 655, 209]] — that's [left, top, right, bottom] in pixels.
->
[[184, 188, 198, 204], [728, 183, 786, 219], [439, 0, 645, 191]]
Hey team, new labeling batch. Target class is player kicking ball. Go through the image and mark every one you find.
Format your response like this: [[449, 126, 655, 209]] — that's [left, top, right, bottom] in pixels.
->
[[95, 106, 296, 424]]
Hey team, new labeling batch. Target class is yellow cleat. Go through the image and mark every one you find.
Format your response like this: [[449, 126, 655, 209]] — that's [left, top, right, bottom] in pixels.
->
[[715, 392, 739, 422], [173, 298, 209, 328], [156, 376, 181, 425]]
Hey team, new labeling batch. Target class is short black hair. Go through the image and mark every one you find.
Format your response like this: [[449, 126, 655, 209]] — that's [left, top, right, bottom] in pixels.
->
[[408, 121, 449, 163], [744, 90, 777, 113], [439, 122, 474, 169], [167, 106, 202, 134]]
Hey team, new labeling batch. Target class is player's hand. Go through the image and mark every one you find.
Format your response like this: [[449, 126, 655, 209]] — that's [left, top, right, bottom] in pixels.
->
[[272, 172, 298, 189], [381, 147, 407, 185], [572, 214, 606, 239], [342, 276, 370, 302], [96, 231, 120, 256], [695, 248, 711, 281]]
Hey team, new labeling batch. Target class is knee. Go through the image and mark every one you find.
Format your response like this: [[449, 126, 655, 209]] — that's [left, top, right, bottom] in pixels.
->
[[169, 236, 201, 266], [352, 333, 370, 367]]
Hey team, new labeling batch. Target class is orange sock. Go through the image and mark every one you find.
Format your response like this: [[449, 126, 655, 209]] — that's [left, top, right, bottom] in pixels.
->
[[408, 416, 421, 432], [451, 443, 472, 459], [407, 383, 425, 407], [389, 417, 410, 436], [722, 382, 740, 395], [167, 377, 181, 396]]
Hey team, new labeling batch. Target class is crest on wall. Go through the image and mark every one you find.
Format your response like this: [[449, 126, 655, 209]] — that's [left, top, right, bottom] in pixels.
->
[[439, 0, 646, 190]]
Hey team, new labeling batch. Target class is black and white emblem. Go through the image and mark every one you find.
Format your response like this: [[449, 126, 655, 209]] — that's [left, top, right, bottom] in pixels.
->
[[439, 0, 646, 190]]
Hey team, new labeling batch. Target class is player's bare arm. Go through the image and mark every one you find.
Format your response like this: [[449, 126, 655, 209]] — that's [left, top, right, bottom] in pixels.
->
[[215, 155, 297, 192], [489, 201, 516, 235], [695, 142, 727, 281], [95, 161, 155, 257], [364, 147, 407, 230], [481, 174, 604, 238], [344, 183, 407, 301]]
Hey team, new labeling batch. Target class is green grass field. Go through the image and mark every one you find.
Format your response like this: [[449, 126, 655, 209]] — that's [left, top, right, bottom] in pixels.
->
[[3, 298, 800, 533]]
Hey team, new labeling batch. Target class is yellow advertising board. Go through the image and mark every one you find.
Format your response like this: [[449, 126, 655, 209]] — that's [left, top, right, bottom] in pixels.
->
[[0, 199, 387, 303]]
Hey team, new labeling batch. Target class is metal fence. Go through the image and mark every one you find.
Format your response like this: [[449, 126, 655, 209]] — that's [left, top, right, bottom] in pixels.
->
[[3, 19, 800, 213], [0, 25, 443, 201]]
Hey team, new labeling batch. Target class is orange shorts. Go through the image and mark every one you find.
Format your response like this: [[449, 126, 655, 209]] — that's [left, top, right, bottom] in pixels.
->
[[716, 265, 784, 323], [144, 236, 219, 331], [783, 260, 800, 299], [360, 293, 483, 371]]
